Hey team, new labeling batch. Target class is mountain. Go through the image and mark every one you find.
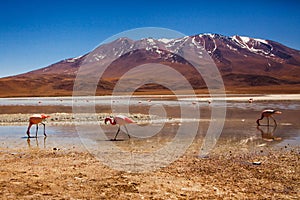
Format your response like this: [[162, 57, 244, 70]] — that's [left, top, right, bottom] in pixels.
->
[[1, 33, 300, 97]]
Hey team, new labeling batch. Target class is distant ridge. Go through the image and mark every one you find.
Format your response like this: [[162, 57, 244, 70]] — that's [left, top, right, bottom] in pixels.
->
[[1, 33, 300, 97]]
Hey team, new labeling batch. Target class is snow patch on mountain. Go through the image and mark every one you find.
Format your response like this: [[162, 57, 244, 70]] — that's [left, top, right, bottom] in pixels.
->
[[231, 35, 273, 56], [65, 55, 84, 63], [158, 38, 173, 44]]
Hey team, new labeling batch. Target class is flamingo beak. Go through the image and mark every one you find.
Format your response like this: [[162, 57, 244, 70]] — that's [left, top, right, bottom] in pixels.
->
[[275, 111, 282, 114]]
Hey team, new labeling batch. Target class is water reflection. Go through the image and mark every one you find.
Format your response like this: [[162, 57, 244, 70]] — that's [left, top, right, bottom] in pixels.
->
[[256, 125, 282, 142], [0, 97, 299, 152], [26, 137, 47, 148]]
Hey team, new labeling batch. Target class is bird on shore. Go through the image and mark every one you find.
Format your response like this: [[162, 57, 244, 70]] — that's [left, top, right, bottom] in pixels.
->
[[256, 109, 282, 126], [26, 114, 50, 138], [104, 115, 135, 141]]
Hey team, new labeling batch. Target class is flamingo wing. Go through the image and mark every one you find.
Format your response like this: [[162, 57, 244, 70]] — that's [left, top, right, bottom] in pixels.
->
[[29, 114, 43, 124], [262, 109, 275, 113], [29, 114, 50, 124], [31, 114, 43, 118], [124, 117, 135, 124], [114, 115, 135, 125]]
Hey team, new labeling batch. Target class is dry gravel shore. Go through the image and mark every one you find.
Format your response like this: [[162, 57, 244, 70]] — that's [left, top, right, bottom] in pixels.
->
[[0, 145, 299, 199]]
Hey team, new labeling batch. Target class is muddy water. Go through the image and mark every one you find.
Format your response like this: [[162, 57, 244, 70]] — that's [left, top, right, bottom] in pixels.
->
[[0, 95, 299, 154]]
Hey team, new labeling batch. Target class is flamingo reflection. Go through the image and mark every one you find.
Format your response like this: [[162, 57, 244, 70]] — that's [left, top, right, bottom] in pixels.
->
[[256, 125, 281, 142], [27, 137, 47, 148]]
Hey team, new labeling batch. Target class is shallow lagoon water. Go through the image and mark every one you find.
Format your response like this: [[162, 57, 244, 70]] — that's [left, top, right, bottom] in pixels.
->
[[0, 95, 299, 154]]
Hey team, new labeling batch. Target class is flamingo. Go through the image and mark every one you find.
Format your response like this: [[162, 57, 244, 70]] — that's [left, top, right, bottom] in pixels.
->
[[256, 109, 282, 126], [26, 114, 50, 138], [104, 115, 135, 140]]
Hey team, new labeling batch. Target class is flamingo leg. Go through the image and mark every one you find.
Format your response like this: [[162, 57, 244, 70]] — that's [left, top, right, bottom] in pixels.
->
[[270, 116, 277, 126], [26, 123, 33, 137], [113, 126, 121, 140], [124, 125, 131, 138], [35, 124, 39, 138], [42, 123, 47, 137], [267, 117, 269, 126]]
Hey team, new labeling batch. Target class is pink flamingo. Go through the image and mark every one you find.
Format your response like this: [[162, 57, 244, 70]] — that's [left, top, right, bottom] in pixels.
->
[[256, 109, 282, 126], [104, 115, 135, 140], [26, 114, 50, 138]]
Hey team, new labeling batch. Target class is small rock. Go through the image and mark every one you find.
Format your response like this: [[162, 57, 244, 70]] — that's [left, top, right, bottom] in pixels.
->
[[252, 161, 262, 165], [199, 155, 209, 159]]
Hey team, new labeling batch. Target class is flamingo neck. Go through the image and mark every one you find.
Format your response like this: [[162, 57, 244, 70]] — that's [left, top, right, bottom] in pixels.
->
[[105, 118, 116, 125]]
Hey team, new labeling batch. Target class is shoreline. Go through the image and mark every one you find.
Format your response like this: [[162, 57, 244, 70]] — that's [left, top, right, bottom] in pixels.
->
[[0, 94, 299, 112], [1, 93, 300, 99], [1, 84, 300, 98]]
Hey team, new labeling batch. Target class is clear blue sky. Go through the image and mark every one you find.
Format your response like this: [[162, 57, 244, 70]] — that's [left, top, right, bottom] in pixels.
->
[[0, 0, 299, 77]]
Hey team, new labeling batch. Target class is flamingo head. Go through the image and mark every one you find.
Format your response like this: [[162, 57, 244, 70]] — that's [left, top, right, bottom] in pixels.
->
[[104, 117, 116, 125], [274, 110, 282, 115], [41, 114, 50, 119], [104, 117, 110, 124]]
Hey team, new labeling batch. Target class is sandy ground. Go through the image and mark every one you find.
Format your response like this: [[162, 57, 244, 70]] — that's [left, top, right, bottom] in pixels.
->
[[0, 143, 299, 199]]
